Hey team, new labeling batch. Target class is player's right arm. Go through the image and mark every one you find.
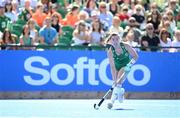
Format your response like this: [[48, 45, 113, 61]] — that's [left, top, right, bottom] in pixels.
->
[[106, 44, 117, 81]]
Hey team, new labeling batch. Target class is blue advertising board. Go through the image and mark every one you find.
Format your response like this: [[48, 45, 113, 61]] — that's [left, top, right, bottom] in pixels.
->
[[0, 50, 180, 92]]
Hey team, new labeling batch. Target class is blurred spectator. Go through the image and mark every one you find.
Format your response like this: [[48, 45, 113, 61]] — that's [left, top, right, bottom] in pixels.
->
[[131, 4, 146, 30], [72, 20, 90, 45], [78, 10, 89, 21], [147, 9, 161, 34], [48, 4, 62, 24], [39, 17, 58, 45], [123, 29, 139, 49], [98, 2, 113, 31], [0, 0, 179, 52], [151, 0, 166, 9], [78, 10, 90, 29], [172, 30, 180, 52], [51, 13, 62, 34], [164, 0, 180, 18], [109, 16, 124, 38], [147, 2, 159, 13], [68, 0, 84, 10], [107, 0, 120, 16], [1, 29, 16, 50], [0, 4, 10, 33], [30, 0, 38, 10], [83, 0, 98, 17], [20, 25, 35, 50], [140, 23, 160, 51], [41, 0, 51, 14], [159, 28, 172, 52], [62, 5, 80, 27], [123, 17, 142, 44], [118, 5, 130, 29], [18, 0, 32, 21], [4, 2, 18, 23], [125, 0, 135, 15], [11, 34, 18, 44], [86, 10, 101, 30], [32, 3, 47, 27], [158, 14, 169, 31], [137, 0, 150, 11], [27, 18, 39, 43], [163, 20, 173, 38], [12, 0, 21, 15], [126, 17, 137, 28], [17, 0, 25, 7], [87, 10, 99, 24], [89, 19, 105, 45], [165, 9, 177, 33], [119, 0, 131, 9]]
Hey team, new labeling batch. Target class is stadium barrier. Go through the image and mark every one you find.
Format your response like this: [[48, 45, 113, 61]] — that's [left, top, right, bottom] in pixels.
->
[[0, 49, 180, 99]]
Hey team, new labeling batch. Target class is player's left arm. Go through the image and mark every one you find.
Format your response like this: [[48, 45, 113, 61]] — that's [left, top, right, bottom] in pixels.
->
[[124, 43, 139, 64]]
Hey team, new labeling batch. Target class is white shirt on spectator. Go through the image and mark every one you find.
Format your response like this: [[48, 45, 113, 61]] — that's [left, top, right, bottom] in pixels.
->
[[73, 32, 87, 45], [5, 12, 18, 23], [30, 0, 38, 9], [90, 31, 103, 44], [160, 38, 172, 47], [170, 20, 177, 32], [15, 0, 25, 7], [160, 38, 172, 52], [172, 39, 180, 47], [109, 26, 124, 38]]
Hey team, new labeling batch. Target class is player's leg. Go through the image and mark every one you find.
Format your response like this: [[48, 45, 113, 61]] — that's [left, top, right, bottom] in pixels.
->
[[108, 69, 125, 109], [115, 67, 127, 103]]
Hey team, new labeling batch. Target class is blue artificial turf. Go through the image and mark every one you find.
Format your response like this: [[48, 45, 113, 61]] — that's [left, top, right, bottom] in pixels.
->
[[0, 99, 179, 118]]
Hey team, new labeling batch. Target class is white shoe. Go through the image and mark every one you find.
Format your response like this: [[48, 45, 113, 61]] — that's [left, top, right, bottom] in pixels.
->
[[111, 86, 125, 102], [111, 88, 118, 102], [117, 88, 125, 103]]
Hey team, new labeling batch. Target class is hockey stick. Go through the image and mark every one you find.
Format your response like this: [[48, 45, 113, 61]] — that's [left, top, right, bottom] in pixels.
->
[[93, 72, 126, 110]]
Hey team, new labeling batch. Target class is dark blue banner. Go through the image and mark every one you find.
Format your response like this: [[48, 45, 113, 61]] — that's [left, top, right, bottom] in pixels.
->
[[0, 50, 180, 92]]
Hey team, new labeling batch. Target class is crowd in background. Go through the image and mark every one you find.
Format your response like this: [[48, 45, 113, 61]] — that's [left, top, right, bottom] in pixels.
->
[[0, 0, 180, 52]]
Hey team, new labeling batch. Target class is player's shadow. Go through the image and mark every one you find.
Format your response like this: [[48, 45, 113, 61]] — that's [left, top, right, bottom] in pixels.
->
[[113, 108, 135, 110]]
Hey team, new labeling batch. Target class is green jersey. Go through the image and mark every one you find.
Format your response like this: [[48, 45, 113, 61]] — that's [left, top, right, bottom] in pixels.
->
[[107, 43, 130, 71], [18, 9, 31, 21], [0, 15, 10, 32]]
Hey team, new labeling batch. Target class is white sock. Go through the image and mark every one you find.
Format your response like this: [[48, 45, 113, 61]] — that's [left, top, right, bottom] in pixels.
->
[[110, 90, 117, 104], [118, 88, 125, 103], [110, 84, 121, 103]]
